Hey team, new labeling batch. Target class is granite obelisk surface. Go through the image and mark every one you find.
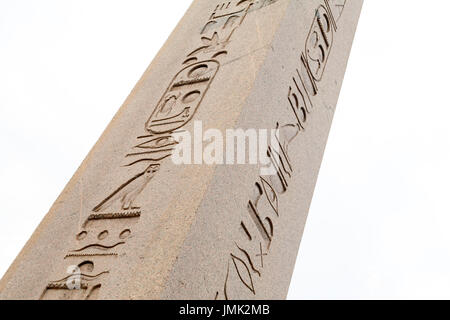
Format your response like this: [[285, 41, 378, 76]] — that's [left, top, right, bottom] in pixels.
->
[[0, 0, 363, 300]]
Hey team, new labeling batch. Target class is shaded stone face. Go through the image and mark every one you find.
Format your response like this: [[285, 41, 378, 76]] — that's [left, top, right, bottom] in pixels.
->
[[0, 0, 363, 300]]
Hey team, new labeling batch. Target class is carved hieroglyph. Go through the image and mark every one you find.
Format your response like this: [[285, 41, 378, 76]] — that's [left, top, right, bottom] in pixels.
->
[[0, 0, 362, 300]]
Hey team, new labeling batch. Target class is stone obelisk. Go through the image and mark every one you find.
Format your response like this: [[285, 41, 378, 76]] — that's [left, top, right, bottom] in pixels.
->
[[0, 0, 363, 300]]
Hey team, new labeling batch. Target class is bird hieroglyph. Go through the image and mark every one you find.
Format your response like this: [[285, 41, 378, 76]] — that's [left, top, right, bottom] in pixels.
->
[[93, 164, 160, 212]]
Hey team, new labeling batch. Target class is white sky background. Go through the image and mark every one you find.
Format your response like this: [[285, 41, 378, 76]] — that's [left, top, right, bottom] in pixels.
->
[[0, 0, 449, 299]]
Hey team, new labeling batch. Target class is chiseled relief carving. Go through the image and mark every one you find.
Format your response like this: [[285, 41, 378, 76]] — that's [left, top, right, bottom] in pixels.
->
[[305, 5, 334, 81], [215, 0, 347, 300], [41, 0, 281, 300], [93, 164, 160, 212], [145, 61, 220, 134]]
